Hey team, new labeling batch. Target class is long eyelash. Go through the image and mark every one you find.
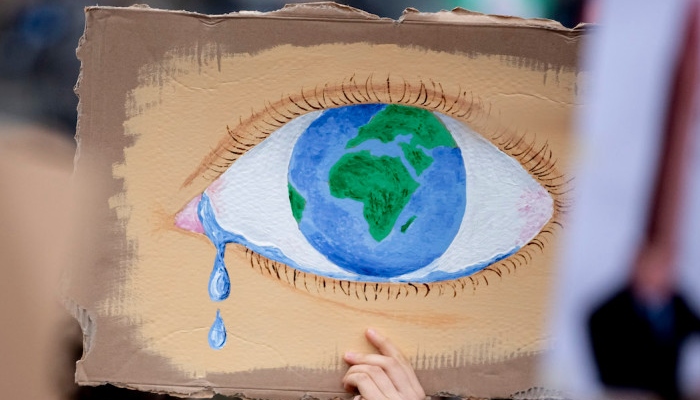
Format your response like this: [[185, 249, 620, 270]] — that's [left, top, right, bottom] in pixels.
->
[[490, 129, 573, 216], [182, 75, 486, 187], [205, 74, 571, 299]]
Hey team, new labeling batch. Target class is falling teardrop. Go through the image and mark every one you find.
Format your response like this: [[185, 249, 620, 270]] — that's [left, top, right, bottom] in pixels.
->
[[208, 309, 227, 350]]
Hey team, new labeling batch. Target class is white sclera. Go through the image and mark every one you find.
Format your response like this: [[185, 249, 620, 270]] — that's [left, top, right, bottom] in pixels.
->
[[204, 109, 553, 282]]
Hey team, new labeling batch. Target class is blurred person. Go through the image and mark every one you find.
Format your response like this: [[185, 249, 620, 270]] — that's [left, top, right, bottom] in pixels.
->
[[586, 2, 700, 398], [0, 120, 77, 399], [544, 0, 700, 399], [0, 121, 187, 399]]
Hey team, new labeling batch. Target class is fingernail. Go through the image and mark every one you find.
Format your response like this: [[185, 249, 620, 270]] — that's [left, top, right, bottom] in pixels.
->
[[366, 328, 377, 337], [344, 351, 355, 360]]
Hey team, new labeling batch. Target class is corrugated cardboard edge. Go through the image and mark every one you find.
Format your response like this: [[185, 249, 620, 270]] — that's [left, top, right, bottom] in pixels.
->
[[400, 7, 576, 30], [69, 3, 583, 399], [80, 2, 586, 30]]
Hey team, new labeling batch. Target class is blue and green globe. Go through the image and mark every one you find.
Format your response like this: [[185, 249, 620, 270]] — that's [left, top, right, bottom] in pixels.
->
[[287, 104, 467, 279]]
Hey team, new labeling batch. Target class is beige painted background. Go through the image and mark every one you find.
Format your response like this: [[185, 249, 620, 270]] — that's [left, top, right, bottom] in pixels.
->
[[106, 40, 578, 379]]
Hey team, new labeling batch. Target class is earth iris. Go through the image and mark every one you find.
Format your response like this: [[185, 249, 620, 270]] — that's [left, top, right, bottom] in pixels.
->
[[287, 104, 467, 278]]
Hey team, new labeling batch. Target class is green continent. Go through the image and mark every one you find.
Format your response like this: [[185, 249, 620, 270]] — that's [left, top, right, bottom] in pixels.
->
[[288, 184, 306, 223], [345, 104, 456, 175], [329, 151, 419, 242], [399, 142, 433, 176], [400, 216, 417, 233]]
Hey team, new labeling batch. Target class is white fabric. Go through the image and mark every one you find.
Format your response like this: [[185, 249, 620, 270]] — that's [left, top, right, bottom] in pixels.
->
[[543, 0, 697, 396]]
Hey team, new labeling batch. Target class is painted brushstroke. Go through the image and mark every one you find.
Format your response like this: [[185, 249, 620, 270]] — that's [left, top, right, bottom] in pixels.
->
[[179, 104, 553, 283]]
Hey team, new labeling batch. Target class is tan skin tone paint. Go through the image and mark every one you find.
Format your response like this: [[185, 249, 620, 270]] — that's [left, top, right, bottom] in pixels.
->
[[112, 42, 577, 376]]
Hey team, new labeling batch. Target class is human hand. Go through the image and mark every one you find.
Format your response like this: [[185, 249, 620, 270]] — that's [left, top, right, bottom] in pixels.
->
[[343, 328, 426, 400]]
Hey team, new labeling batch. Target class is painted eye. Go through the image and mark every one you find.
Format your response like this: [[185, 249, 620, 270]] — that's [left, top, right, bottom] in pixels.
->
[[177, 103, 552, 296]]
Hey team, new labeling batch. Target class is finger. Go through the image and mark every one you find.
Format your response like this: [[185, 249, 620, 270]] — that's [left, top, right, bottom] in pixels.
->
[[345, 364, 401, 398], [365, 329, 425, 398], [343, 371, 383, 400], [345, 352, 415, 395], [346, 353, 411, 388], [365, 328, 404, 360], [343, 368, 399, 400]]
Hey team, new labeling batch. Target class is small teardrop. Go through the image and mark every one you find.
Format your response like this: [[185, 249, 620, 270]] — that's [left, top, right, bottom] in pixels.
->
[[208, 309, 227, 350]]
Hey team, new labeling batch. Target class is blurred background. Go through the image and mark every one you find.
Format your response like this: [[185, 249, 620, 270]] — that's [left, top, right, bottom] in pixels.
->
[[0, 1, 585, 399]]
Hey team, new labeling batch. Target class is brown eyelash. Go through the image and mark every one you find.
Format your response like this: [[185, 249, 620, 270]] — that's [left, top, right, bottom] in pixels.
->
[[182, 74, 485, 187], [188, 74, 571, 299]]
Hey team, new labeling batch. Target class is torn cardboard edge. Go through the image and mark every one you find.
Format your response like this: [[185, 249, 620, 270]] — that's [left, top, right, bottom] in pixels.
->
[[71, 1, 585, 171], [71, 357, 552, 400], [70, 3, 583, 399], [85, 2, 585, 31], [70, 380, 570, 400]]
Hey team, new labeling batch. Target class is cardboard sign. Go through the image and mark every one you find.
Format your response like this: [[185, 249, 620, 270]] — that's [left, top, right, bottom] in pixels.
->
[[69, 4, 583, 398]]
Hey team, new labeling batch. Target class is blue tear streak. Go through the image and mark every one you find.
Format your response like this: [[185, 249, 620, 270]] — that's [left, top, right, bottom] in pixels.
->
[[208, 247, 230, 302], [197, 192, 306, 290], [198, 193, 232, 302], [208, 309, 227, 350]]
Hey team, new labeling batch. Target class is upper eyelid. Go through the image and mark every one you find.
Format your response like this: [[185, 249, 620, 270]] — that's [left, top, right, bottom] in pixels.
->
[[185, 72, 571, 229], [182, 75, 489, 187], [182, 75, 571, 297], [182, 74, 571, 206]]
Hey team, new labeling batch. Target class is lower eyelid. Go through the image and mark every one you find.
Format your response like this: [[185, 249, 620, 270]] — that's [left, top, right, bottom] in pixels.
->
[[242, 223, 559, 301], [246, 247, 440, 300]]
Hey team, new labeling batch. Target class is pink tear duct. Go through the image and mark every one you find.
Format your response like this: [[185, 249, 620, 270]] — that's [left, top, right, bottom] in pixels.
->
[[517, 187, 553, 243], [175, 194, 204, 234]]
